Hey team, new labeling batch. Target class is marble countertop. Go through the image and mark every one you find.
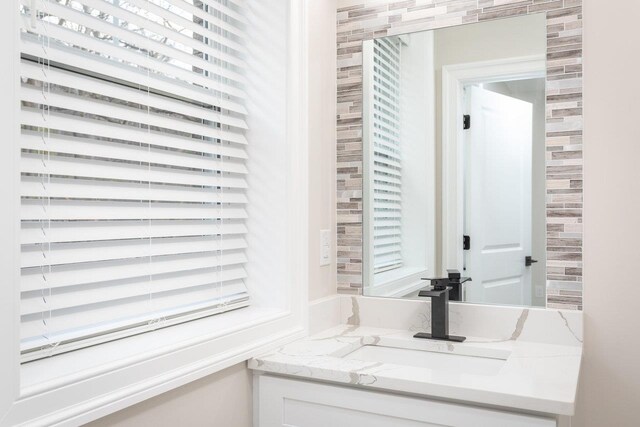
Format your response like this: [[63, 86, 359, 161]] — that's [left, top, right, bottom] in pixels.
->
[[249, 324, 582, 416]]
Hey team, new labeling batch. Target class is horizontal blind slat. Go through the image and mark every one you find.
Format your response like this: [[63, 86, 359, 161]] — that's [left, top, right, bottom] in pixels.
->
[[21, 176, 248, 205], [164, 0, 245, 39], [21, 151, 248, 183], [21, 266, 247, 315], [21, 250, 248, 292], [21, 199, 248, 221], [20, 61, 248, 129], [21, 281, 249, 354], [20, 19, 246, 100], [22, 235, 247, 268], [21, 108, 248, 159], [20, 131, 248, 167], [23, 1, 247, 90], [21, 219, 247, 244], [124, 0, 245, 54], [78, 0, 246, 69], [20, 33, 247, 114], [21, 86, 247, 144], [196, 0, 247, 24]]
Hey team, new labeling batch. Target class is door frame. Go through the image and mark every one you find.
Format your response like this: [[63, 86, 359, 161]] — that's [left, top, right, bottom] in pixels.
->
[[440, 55, 545, 278]]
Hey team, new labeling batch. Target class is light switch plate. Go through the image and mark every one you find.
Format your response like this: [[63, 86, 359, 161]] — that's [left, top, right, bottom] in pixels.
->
[[320, 229, 331, 266]]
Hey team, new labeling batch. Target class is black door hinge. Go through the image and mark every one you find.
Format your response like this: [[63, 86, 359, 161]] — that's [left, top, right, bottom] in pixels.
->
[[463, 114, 471, 130], [463, 235, 470, 250]]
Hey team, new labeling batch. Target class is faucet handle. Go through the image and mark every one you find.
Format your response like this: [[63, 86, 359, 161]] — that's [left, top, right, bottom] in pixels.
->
[[421, 277, 450, 290], [418, 286, 451, 298], [421, 277, 449, 283]]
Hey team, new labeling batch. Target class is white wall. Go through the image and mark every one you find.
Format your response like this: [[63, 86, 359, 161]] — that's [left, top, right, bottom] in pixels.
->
[[89, 1, 338, 425], [574, 0, 640, 425], [87, 363, 252, 427], [308, 0, 338, 301], [244, 0, 289, 310], [433, 14, 546, 68]]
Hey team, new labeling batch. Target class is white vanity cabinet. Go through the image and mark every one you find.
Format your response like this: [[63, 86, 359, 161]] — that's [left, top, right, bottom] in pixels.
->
[[255, 375, 557, 427]]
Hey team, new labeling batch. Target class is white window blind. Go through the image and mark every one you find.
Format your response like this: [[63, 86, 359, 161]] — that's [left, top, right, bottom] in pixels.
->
[[18, 0, 250, 361], [371, 37, 403, 274]]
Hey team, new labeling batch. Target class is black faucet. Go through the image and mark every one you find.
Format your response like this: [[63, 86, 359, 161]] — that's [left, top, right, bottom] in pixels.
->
[[413, 269, 471, 343]]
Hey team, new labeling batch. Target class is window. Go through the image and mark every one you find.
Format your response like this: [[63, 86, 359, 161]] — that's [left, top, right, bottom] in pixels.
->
[[19, 0, 250, 361], [2, 0, 305, 424], [363, 32, 435, 297], [370, 37, 403, 275]]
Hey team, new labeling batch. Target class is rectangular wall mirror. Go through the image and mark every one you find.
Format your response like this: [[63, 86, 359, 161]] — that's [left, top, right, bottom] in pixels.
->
[[362, 14, 552, 307]]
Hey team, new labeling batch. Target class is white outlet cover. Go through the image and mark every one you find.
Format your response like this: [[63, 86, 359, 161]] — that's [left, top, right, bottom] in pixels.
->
[[320, 229, 331, 266]]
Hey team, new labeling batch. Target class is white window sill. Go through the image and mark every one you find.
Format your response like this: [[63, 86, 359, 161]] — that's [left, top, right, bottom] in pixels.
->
[[368, 267, 428, 298], [8, 305, 305, 426], [22, 306, 282, 392]]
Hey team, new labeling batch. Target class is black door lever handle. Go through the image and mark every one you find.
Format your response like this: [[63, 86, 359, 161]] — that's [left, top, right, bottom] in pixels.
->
[[525, 256, 538, 267]]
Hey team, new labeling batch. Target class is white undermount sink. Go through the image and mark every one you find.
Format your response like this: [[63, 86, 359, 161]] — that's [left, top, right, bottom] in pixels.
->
[[343, 344, 509, 376]]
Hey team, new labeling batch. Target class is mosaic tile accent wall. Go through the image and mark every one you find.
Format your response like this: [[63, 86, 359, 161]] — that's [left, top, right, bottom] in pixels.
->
[[336, 0, 583, 309]]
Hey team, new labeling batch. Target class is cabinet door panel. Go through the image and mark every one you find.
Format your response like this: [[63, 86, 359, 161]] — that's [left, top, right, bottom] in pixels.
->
[[285, 399, 437, 427], [257, 375, 556, 427]]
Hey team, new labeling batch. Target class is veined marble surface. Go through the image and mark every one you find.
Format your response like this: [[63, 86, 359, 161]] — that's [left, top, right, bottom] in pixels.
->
[[249, 323, 582, 416], [340, 295, 583, 346]]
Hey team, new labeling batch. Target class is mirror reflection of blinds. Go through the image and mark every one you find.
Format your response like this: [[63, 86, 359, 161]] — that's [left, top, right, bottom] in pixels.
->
[[371, 38, 402, 275], [19, 0, 249, 362]]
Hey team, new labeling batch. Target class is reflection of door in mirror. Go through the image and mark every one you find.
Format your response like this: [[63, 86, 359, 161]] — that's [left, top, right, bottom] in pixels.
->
[[463, 82, 544, 307]]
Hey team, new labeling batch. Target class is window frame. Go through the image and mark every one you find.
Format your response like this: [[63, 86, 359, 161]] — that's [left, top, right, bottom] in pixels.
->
[[0, 0, 309, 425]]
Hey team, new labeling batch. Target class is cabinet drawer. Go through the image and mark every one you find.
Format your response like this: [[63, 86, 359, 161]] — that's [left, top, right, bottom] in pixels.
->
[[256, 375, 556, 427]]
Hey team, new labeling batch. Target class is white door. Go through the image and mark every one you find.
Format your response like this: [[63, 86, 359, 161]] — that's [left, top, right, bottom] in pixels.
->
[[464, 85, 532, 306]]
